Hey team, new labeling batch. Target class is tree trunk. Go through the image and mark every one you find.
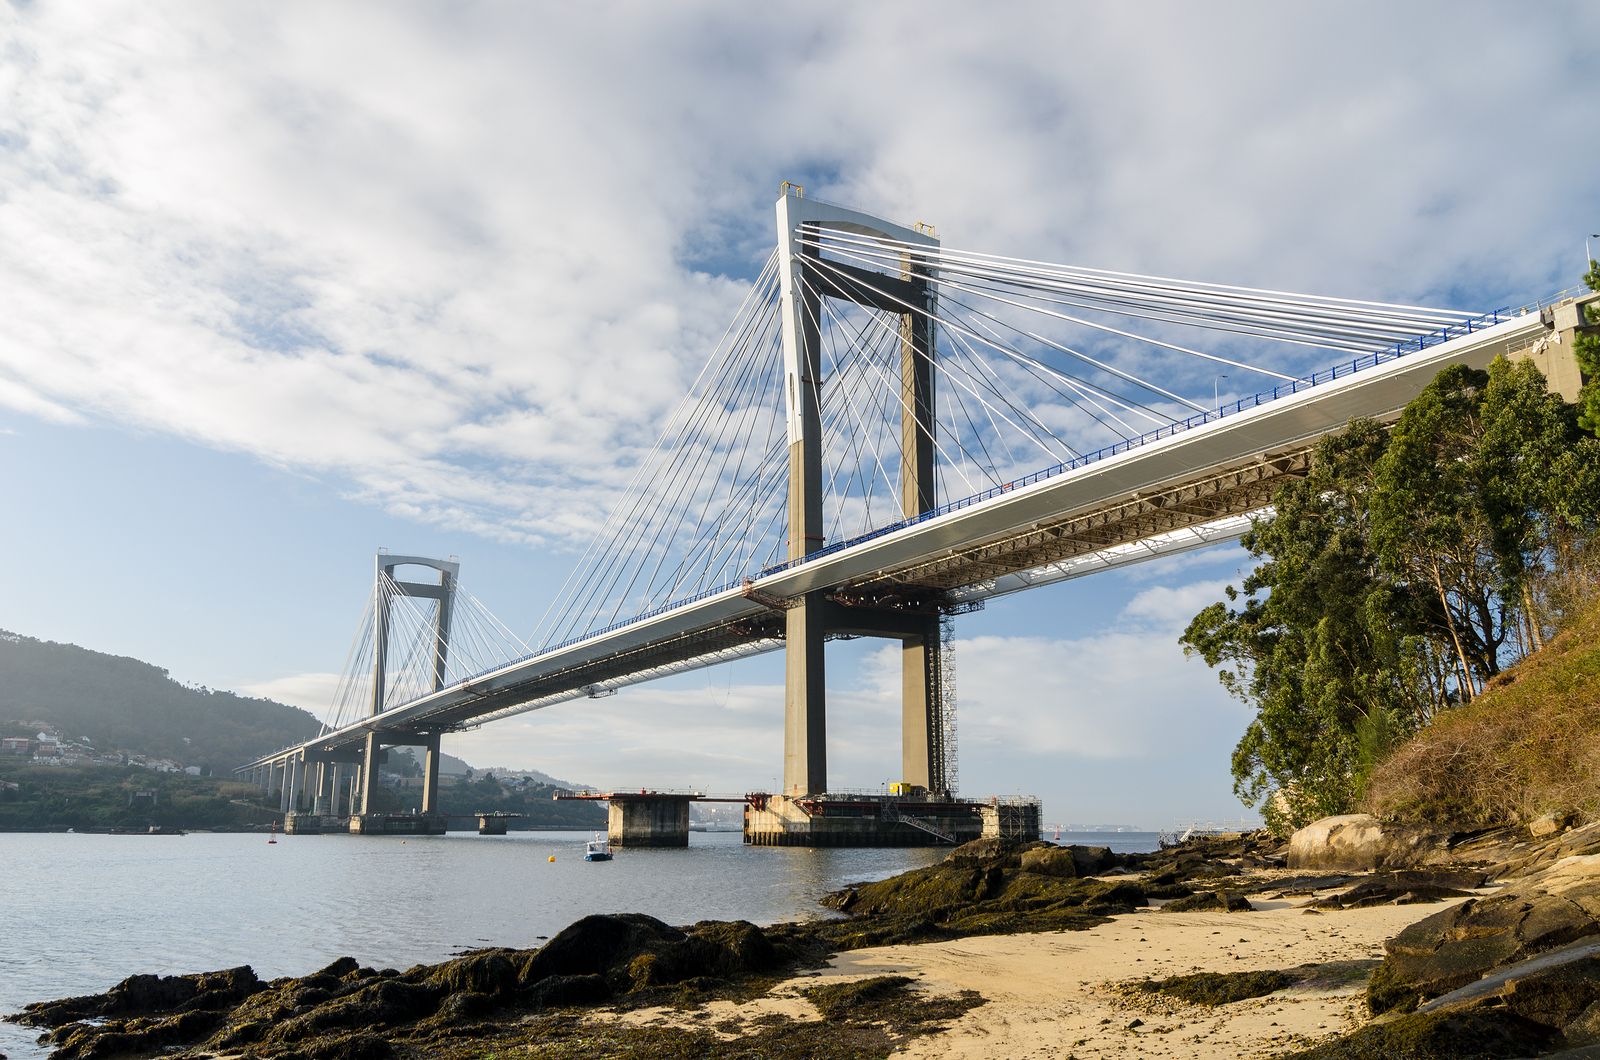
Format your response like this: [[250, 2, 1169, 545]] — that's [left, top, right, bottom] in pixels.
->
[[1522, 580, 1545, 652], [1431, 558, 1477, 701]]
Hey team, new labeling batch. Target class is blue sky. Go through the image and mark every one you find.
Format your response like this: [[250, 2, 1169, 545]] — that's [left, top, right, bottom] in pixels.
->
[[1, 2, 1596, 828]]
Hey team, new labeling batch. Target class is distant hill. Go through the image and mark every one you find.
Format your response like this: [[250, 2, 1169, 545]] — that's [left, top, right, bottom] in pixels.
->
[[0, 630, 320, 772]]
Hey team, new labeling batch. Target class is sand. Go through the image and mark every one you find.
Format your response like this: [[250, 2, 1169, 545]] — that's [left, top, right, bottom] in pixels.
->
[[618, 891, 1473, 1058]]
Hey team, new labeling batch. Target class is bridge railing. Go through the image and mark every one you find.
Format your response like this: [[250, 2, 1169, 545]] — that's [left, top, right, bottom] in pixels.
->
[[413, 304, 1519, 707]]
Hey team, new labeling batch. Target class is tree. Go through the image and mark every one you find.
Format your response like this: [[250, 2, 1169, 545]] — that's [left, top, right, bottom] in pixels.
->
[[1370, 364, 1506, 696], [1182, 420, 1434, 832], [1183, 356, 1599, 832], [1574, 259, 1600, 437]]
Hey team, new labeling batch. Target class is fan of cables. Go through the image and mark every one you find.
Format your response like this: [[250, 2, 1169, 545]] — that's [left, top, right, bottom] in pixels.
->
[[530, 228, 1483, 651]]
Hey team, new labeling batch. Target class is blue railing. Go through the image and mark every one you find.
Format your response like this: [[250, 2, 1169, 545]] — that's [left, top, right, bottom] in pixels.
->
[[441, 304, 1514, 694]]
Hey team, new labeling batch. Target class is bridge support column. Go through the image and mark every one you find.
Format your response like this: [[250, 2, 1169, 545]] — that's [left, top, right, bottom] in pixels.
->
[[309, 761, 327, 815], [288, 754, 305, 813], [420, 736, 442, 815], [784, 594, 828, 797], [901, 616, 942, 793], [329, 764, 345, 816], [277, 762, 290, 812], [357, 733, 380, 816]]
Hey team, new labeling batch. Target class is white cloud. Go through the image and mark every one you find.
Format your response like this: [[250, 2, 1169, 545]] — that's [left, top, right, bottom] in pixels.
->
[[239, 672, 341, 715], [2, 2, 1596, 554]]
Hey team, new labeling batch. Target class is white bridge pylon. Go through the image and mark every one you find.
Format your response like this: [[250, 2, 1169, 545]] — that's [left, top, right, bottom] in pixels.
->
[[242, 186, 1563, 802]]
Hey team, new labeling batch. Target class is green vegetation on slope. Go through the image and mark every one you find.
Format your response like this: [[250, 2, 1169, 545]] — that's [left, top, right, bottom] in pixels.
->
[[1182, 353, 1600, 832], [0, 630, 321, 772], [0, 759, 279, 831], [1363, 592, 1600, 829]]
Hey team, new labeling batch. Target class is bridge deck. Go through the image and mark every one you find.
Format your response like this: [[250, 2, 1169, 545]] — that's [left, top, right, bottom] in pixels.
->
[[245, 309, 1545, 771]]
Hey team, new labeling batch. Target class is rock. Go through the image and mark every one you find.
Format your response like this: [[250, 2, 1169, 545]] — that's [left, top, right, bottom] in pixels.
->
[[1306, 869, 1485, 910], [1531, 810, 1579, 839], [1368, 854, 1600, 1015], [421, 949, 520, 997], [520, 913, 686, 985], [12, 965, 262, 1029], [522, 973, 610, 1009], [1288, 814, 1449, 872], [1020, 847, 1078, 878], [1417, 936, 1600, 1025], [943, 836, 1017, 863], [1280, 1008, 1557, 1058], [1291, 939, 1600, 1059], [1160, 890, 1253, 913]]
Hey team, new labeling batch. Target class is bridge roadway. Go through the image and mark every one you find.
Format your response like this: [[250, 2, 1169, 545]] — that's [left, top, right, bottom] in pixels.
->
[[247, 308, 1549, 773]]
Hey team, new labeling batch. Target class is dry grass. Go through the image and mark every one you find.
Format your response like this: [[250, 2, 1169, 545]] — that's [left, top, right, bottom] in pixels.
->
[[1363, 595, 1600, 830]]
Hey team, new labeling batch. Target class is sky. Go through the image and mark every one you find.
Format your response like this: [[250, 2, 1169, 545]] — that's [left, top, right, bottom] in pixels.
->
[[1, 2, 1597, 828]]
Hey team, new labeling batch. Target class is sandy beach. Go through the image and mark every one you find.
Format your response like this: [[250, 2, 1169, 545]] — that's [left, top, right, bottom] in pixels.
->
[[620, 888, 1472, 1058]]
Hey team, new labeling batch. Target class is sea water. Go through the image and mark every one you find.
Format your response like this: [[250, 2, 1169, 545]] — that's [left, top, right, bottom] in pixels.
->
[[0, 829, 1158, 1058]]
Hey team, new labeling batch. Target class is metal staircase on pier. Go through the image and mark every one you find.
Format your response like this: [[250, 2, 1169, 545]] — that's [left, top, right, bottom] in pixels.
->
[[880, 800, 958, 844]]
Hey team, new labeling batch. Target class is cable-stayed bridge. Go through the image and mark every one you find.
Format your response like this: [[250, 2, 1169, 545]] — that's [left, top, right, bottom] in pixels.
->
[[241, 187, 1584, 839]]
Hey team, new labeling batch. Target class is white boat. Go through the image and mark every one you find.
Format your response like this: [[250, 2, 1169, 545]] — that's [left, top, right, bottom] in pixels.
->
[[584, 834, 613, 862]]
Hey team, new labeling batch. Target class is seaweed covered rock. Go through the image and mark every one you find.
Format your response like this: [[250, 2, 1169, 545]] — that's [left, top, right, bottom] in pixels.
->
[[819, 855, 1145, 948], [521, 913, 688, 985], [1289, 814, 1449, 872], [13, 965, 262, 1028], [1160, 890, 1253, 913], [1368, 855, 1600, 1015], [1020, 844, 1121, 878], [943, 836, 1028, 864], [1281, 1008, 1558, 1059]]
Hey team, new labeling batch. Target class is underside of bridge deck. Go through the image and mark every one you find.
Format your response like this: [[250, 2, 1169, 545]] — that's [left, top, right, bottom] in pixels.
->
[[853, 447, 1314, 595]]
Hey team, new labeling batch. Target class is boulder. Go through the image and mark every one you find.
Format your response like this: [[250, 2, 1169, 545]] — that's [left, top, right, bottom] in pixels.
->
[[1368, 854, 1600, 1015], [1020, 846, 1078, 878], [1287, 814, 1449, 871], [1160, 890, 1253, 913], [1531, 810, 1579, 839]]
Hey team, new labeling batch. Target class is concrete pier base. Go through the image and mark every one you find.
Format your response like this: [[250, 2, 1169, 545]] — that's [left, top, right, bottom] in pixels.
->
[[980, 800, 1043, 842], [742, 794, 990, 847], [348, 813, 448, 836], [477, 812, 519, 836], [284, 812, 328, 835], [607, 795, 692, 848]]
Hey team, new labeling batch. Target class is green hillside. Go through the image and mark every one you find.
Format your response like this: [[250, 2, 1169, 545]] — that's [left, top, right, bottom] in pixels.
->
[[1364, 592, 1600, 829], [0, 630, 320, 772]]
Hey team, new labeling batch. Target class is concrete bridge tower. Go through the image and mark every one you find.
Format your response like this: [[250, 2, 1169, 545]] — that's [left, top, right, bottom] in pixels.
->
[[348, 552, 459, 833], [774, 186, 950, 799]]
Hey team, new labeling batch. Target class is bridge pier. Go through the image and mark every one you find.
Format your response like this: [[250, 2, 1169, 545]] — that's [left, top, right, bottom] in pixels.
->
[[606, 793, 693, 848], [743, 793, 995, 847], [420, 735, 441, 815], [287, 753, 304, 813]]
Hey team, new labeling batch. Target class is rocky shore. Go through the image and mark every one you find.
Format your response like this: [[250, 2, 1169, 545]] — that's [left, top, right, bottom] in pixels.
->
[[14, 821, 1600, 1059]]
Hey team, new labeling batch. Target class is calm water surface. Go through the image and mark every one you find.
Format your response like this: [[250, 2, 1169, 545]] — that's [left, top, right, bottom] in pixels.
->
[[0, 829, 1158, 1058]]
